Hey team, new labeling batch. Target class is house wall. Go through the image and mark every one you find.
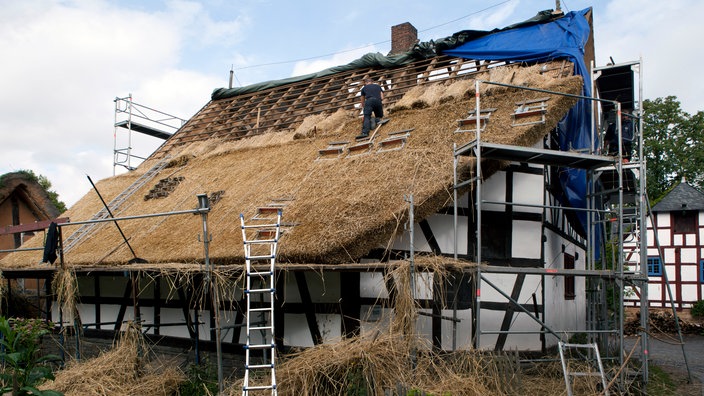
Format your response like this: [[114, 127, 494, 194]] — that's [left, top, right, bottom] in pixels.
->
[[624, 210, 704, 308], [52, 162, 587, 352], [0, 192, 44, 254]]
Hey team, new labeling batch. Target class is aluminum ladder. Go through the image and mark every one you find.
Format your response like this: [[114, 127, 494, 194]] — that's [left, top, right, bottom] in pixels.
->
[[240, 209, 281, 395], [558, 341, 609, 396]]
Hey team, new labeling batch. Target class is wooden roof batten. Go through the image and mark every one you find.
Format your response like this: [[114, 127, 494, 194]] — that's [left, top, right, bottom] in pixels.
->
[[151, 56, 510, 159]]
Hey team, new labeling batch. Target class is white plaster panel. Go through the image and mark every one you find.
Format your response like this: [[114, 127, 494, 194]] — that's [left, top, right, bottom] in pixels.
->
[[681, 248, 697, 263], [391, 219, 432, 252], [440, 308, 473, 350], [512, 173, 544, 213], [480, 171, 507, 211], [657, 213, 670, 227], [413, 272, 435, 300], [681, 284, 699, 302], [158, 308, 192, 339], [284, 313, 314, 347], [479, 273, 517, 302], [648, 283, 662, 298], [664, 248, 675, 263], [674, 234, 683, 246], [283, 271, 341, 303], [646, 229, 654, 247], [686, 234, 697, 246], [427, 213, 469, 255], [665, 265, 676, 281], [657, 230, 670, 246], [511, 220, 542, 258], [318, 314, 342, 343], [360, 272, 388, 299], [681, 265, 698, 281]]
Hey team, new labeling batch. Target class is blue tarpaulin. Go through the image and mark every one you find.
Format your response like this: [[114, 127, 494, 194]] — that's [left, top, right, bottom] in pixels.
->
[[444, 8, 594, 238]]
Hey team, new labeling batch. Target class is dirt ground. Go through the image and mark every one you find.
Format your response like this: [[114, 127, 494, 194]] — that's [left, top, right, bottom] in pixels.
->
[[624, 308, 704, 395]]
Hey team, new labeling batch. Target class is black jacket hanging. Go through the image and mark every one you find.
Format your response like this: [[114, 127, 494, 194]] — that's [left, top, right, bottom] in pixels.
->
[[42, 222, 59, 264]]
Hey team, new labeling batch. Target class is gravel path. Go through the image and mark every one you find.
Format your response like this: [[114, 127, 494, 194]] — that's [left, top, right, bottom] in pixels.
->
[[625, 334, 704, 395]]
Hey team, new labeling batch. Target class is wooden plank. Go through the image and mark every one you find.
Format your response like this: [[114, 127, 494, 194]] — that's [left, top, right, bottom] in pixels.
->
[[318, 147, 344, 156], [1, 217, 70, 235]]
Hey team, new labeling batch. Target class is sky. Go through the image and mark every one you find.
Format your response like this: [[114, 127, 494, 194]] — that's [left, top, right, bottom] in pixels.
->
[[1, 0, 703, 208]]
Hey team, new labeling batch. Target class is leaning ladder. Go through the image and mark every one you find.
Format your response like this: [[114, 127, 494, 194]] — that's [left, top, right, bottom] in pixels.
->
[[558, 341, 609, 396], [240, 210, 281, 395]]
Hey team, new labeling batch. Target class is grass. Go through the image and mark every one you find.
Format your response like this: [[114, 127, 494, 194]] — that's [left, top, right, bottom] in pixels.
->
[[647, 365, 677, 396]]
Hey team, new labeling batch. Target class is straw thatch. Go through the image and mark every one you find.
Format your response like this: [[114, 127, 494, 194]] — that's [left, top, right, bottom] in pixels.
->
[[41, 323, 185, 395], [1, 63, 582, 270]]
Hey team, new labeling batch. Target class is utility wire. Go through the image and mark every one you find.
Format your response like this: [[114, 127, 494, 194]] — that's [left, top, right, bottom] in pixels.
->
[[234, 0, 515, 72]]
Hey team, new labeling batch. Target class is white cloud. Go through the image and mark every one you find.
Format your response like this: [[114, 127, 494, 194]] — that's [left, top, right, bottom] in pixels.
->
[[291, 46, 380, 77], [593, 0, 704, 112], [0, 1, 229, 207]]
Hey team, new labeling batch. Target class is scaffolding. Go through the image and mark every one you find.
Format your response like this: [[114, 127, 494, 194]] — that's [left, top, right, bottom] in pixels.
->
[[452, 59, 653, 392], [113, 94, 186, 174]]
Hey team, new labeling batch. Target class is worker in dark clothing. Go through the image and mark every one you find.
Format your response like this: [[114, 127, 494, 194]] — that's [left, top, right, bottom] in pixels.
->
[[356, 78, 384, 139], [604, 109, 635, 162]]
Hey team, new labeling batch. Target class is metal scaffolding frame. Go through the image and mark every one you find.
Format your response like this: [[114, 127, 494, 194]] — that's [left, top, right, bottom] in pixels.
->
[[113, 94, 186, 174], [452, 61, 651, 391]]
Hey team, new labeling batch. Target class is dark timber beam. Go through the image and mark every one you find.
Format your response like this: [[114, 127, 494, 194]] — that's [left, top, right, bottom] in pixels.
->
[[294, 272, 322, 345], [494, 273, 526, 351]]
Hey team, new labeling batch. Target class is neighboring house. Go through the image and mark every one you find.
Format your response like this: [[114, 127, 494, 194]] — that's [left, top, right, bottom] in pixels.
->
[[625, 180, 704, 309], [2, 7, 637, 356], [0, 171, 61, 257]]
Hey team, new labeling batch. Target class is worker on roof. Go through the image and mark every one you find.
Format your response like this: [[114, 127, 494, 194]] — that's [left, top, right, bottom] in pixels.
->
[[357, 78, 384, 139]]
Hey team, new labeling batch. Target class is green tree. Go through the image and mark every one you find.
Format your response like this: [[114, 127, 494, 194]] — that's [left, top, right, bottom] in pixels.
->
[[643, 96, 704, 201]]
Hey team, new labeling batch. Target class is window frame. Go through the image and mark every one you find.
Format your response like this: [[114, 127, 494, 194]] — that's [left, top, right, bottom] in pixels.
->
[[564, 252, 575, 300], [647, 256, 662, 276]]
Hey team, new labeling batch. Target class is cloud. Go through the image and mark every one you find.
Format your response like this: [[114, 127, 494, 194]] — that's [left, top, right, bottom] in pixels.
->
[[0, 1, 232, 207], [291, 46, 380, 77]]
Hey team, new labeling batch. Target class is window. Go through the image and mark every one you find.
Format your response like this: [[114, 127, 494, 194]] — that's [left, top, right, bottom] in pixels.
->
[[647, 257, 662, 276], [672, 210, 696, 234], [564, 253, 575, 300], [700, 260, 704, 283]]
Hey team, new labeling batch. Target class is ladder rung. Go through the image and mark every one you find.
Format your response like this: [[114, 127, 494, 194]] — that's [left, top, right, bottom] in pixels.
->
[[244, 238, 277, 244], [244, 385, 276, 390], [248, 307, 272, 312], [246, 288, 276, 293], [246, 343, 276, 349], [250, 325, 273, 331], [245, 363, 275, 370], [570, 372, 604, 377], [242, 223, 280, 229], [245, 255, 275, 260], [248, 271, 273, 276]]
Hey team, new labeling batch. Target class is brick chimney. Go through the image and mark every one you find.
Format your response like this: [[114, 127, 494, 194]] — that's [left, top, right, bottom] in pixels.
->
[[389, 22, 418, 55]]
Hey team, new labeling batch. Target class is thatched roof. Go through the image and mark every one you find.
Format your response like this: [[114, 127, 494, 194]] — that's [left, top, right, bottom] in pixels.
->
[[0, 171, 62, 222], [1, 63, 582, 270]]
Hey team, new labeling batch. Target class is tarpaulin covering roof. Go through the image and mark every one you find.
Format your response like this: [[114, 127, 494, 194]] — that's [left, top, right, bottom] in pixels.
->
[[444, 8, 594, 236]]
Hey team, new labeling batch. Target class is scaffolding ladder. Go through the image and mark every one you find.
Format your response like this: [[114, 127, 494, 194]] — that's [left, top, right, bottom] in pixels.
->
[[240, 210, 281, 395], [63, 156, 171, 253], [558, 341, 609, 396]]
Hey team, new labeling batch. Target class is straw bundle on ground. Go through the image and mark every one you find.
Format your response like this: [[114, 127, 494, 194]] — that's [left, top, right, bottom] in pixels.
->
[[42, 323, 185, 396]]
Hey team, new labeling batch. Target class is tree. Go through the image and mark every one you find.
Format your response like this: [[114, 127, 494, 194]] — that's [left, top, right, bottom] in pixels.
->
[[642, 96, 704, 201]]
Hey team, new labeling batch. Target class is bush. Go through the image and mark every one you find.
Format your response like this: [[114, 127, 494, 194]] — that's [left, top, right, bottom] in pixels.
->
[[0, 317, 62, 396], [691, 300, 704, 318]]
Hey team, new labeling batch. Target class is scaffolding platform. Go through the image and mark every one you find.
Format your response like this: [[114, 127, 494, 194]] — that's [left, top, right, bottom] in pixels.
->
[[114, 120, 173, 140]]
